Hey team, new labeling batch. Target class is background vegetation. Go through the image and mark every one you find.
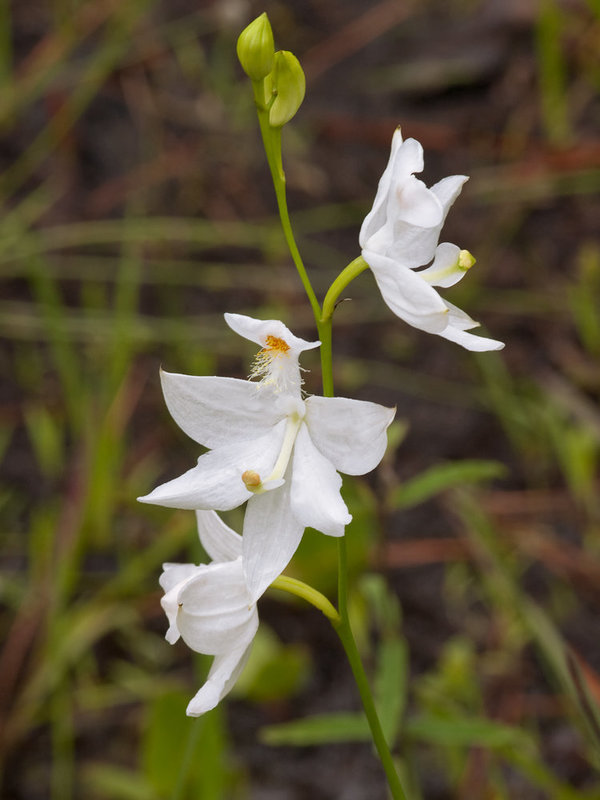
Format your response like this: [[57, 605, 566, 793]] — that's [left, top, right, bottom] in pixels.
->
[[1, 0, 599, 797]]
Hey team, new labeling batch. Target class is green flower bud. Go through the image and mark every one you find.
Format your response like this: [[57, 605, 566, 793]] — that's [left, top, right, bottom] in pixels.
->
[[268, 50, 305, 128], [236, 12, 275, 81]]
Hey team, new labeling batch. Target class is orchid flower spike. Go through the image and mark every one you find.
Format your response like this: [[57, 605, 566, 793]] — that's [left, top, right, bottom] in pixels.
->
[[360, 128, 504, 351], [160, 510, 257, 716], [138, 313, 396, 597]]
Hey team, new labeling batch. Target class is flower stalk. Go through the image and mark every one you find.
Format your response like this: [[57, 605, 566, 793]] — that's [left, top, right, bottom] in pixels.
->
[[250, 75, 409, 800]]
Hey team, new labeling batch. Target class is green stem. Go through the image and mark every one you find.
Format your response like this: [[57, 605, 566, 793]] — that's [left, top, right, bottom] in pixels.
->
[[253, 85, 321, 324], [333, 615, 408, 800], [253, 86, 407, 799], [322, 254, 369, 321], [271, 575, 340, 622], [321, 274, 406, 798], [318, 314, 334, 398], [318, 255, 369, 396]]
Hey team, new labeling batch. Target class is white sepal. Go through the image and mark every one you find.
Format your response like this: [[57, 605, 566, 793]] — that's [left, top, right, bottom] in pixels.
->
[[291, 424, 351, 537], [242, 475, 304, 601], [305, 395, 395, 476]]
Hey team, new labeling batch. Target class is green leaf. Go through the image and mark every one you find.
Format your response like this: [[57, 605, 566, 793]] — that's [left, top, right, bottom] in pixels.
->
[[82, 764, 159, 800], [261, 710, 531, 752], [142, 690, 192, 795], [375, 637, 408, 748], [405, 714, 532, 750], [387, 460, 506, 510], [261, 712, 370, 746], [142, 690, 230, 800]]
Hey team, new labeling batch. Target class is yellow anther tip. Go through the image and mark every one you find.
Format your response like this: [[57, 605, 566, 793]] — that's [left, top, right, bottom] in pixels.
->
[[242, 470, 262, 488], [458, 250, 476, 271]]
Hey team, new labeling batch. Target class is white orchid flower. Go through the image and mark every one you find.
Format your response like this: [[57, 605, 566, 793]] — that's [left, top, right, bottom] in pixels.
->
[[160, 510, 258, 716], [360, 128, 504, 352], [139, 313, 395, 597]]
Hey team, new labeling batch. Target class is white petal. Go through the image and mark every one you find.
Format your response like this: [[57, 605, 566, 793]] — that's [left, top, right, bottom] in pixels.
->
[[138, 420, 287, 510], [386, 176, 467, 269], [418, 243, 467, 288], [196, 510, 242, 562], [438, 324, 505, 351], [290, 423, 351, 537], [160, 372, 283, 448], [159, 562, 200, 595], [160, 563, 204, 644], [176, 560, 257, 655], [444, 300, 479, 330], [438, 325, 504, 353], [385, 173, 442, 230], [224, 313, 320, 355], [359, 127, 409, 249], [305, 396, 395, 476], [242, 477, 304, 601], [386, 219, 443, 268], [186, 642, 254, 716], [438, 301, 505, 351], [363, 249, 449, 333], [431, 174, 468, 214]]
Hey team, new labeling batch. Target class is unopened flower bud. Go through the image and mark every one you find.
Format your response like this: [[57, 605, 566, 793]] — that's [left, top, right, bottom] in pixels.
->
[[236, 13, 275, 81], [268, 50, 305, 127]]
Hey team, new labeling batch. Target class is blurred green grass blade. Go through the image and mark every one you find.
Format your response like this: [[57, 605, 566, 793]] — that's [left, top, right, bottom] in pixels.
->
[[27, 252, 85, 430], [387, 460, 506, 510], [108, 212, 144, 393], [24, 405, 64, 478], [0, 183, 61, 239], [262, 711, 531, 750], [82, 764, 159, 800], [261, 712, 369, 746], [359, 573, 401, 632], [536, 0, 571, 145], [0, 0, 11, 85], [404, 714, 532, 749], [143, 691, 200, 797], [0, 217, 280, 265], [584, 0, 600, 20], [358, 574, 408, 748], [0, 422, 12, 465], [505, 745, 598, 800], [375, 637, 408, 748], [0, 0, 120, 127], [143, 691, 231, 800], [51, 686, 75, 800], [569, 244, 600, 356], [458, 491, 600, 767], [19, 602, 139, 725], [187, 707, 229, 800], [98, 512, 193, 601], [0, 0, 157, 196]]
